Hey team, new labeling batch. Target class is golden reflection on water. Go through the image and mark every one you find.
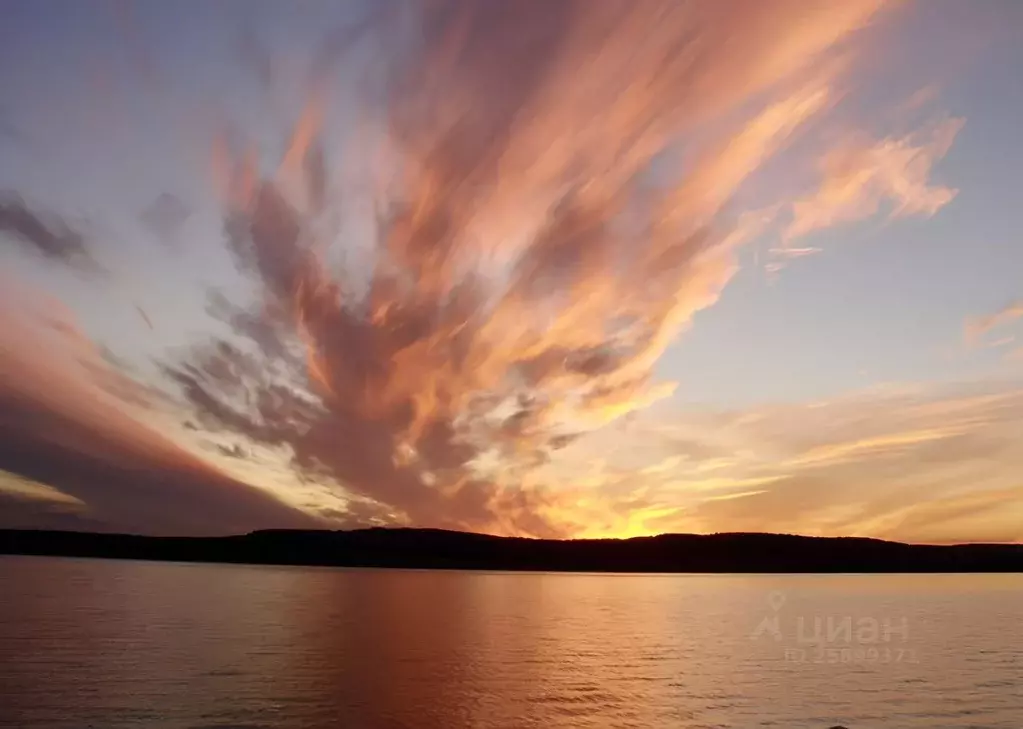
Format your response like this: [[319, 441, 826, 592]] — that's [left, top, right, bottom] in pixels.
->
[[1, 558, 1021, 728]]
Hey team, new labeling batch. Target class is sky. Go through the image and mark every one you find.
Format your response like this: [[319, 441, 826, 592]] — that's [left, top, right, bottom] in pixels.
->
[[1, 0, 1022, 543]]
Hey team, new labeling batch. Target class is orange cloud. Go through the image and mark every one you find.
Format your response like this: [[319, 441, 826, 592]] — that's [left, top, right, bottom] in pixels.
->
[[783, 427, 965, 468], [5, 0, 1008, 546], [965, 300, 1023, 348], [609, 382, 1023, 543], [171, 0, 891, 536], [784, 116, 962, 243]]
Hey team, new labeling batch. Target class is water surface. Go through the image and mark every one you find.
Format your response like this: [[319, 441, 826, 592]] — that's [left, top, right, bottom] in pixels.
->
[[1, 556, 1020, 728]]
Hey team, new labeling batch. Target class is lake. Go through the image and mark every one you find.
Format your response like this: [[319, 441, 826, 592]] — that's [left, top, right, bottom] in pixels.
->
[[0, 556, 1020, 728]]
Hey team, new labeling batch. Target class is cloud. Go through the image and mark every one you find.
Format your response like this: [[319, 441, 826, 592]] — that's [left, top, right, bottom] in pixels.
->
[[216, 443, 248, 459], [628, 382, 1023, 543], [0, 284, 323, 535], [965, 300, 1023, 348], [140, 193, 190, 247], [163, 0, 889, 536], [783, 427, 964, 468], [0, 195, 103, 274], [0, 0, 1004, 545], [0, 475, 106, 533], [783, 116, 962, 242]]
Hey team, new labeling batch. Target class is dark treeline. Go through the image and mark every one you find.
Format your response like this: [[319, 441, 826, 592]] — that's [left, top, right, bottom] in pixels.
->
[[2, 528, 1022, 572]]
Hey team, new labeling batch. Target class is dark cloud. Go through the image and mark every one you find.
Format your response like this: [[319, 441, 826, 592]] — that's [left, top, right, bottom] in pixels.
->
[[165, 180, 533, 532], [0, 301, 323, 536], [140, 193, 190, 246], [0, 385, 321, 536], [0, 195, 103, 274]]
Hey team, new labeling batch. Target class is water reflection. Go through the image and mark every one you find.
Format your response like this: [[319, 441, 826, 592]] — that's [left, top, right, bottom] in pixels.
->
[[1, 558, 1021, 728]]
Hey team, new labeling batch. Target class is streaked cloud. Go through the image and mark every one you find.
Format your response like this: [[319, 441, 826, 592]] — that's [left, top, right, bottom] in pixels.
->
[[0, 195, 103, 274], [783, 427, 964, 468], [3, 0, 1016, 545], [965, 300, 1023, 348], [615, 382, 1023, 543], [0, 282, 322, 535], [163, 0, 890, 535], [784, 116, 962, 242]]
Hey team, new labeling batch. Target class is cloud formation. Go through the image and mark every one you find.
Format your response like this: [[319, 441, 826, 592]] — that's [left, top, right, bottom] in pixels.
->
[[965, 300, 1023, 349], [5, 0, 999, 543], [140, 193, 190, 247], [784, 116, 962, 242], [611, 383, 1023, 543], [163, 0, 891, 535], [0, 283, 322, 535], [0, 195, 102, 274]]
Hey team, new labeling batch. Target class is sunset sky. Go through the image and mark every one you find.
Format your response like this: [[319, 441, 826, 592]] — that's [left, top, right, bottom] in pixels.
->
[[1, 0, 1022, 543]]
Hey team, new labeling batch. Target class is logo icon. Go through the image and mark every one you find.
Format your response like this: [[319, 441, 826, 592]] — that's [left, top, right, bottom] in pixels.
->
[[749, 590, 786, 641]]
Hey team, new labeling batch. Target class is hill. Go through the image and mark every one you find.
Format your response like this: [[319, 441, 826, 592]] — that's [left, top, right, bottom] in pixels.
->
[[2, 527, 1021, 572]]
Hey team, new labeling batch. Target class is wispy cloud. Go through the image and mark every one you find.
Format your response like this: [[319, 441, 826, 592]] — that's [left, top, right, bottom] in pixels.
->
[[163, 0, 889, 535], [0, 282, 322, 535], [7, 0, 1004, 543], [965, 300, 1023, 348], [0, 195, 103, 274], [755, 111, 963, 275], [784, 116, 962, 243], [610, 382, 1023, 543]]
